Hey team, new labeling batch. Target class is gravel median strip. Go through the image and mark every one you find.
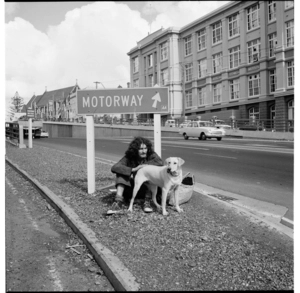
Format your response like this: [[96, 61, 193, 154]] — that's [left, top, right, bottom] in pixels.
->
[[5, 142, 294, 291]]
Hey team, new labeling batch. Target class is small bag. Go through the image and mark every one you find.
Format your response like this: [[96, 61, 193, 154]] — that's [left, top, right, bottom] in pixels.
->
[[167, 172, 195, 206]]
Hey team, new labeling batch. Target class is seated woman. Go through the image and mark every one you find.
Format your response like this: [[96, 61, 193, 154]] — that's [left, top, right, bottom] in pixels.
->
[[107, 136, 163, 215]]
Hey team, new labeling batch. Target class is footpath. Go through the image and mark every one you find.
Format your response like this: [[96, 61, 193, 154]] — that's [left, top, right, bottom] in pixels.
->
[[5, 140, 294, 291]]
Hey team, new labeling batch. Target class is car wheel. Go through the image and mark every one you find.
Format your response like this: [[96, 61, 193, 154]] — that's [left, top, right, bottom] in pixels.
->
[[183, 133, 189, 140], [217, 137, 222, 141], [200, 133, 206, 140]]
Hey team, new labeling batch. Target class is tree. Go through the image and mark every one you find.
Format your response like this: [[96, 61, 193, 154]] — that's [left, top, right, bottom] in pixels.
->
[[8, 91, 24, 121]]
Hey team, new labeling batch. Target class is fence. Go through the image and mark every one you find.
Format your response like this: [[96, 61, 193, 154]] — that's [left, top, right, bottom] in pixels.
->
[[16, 117, 294, 133]]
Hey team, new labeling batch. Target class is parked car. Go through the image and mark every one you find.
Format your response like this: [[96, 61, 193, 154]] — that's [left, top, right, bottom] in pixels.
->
[[40, 130, 49, 138], [179, 121, 225, 141], [23, 127, 42, 139], [213, 119, 231, 130], [165, 119, 176, 127], [179, 120, 191, 128]]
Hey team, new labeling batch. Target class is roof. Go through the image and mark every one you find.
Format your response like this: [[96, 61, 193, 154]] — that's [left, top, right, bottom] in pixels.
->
[[36, 85, 79, 107], [20, 105, 27, 113], [26, 94, 43, 108]]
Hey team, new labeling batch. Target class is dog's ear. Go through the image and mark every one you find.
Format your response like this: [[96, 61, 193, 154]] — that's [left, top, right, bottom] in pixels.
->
[[164, 158, 170, 166], [178, 157, 185, 166]]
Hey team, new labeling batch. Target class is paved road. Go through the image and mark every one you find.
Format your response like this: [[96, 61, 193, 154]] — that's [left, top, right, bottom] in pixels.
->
[[5, 163, 114, 291], [29, 137, 294, 221]]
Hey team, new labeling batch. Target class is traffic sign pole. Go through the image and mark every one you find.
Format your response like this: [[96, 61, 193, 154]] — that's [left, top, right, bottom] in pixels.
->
[[28, 118, 32, 148], [154, 114, 161, 157], [86, 115, 95, 194]]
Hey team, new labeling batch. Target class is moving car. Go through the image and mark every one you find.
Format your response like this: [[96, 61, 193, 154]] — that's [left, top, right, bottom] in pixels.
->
[[40, 130, 49, 138], [179, 120, 191, 128], [179, 121, 225, 141]]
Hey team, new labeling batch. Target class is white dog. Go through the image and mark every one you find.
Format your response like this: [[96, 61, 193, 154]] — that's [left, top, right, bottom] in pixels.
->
[[128, 157, 185, 216]]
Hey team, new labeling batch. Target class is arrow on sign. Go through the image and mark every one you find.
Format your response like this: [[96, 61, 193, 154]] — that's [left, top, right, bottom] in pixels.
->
[[152, 92, 161, 108]]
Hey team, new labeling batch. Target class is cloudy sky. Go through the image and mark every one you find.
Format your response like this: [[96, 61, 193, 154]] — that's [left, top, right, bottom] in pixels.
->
[[4, 1, 230, 119]]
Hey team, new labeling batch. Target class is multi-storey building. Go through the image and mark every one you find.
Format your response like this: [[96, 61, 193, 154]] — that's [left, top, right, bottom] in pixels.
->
[[127, 1, 294, 131]]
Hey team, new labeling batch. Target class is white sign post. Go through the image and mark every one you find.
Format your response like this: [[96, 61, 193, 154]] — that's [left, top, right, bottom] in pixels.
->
[[28, 118, 33, 148], [86, 115, 95, 194], [77, 87, 169, 194], [154, 114, 161, 157]]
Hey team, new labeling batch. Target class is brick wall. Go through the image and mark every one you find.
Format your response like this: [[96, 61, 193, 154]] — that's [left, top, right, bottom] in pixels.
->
[[275, 97, 287, 132], [259, 102, 268, 120]]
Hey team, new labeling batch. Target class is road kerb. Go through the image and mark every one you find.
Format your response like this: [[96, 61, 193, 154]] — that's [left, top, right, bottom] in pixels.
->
[[194, 185, 293, 239], [5, 157, 140, 291]]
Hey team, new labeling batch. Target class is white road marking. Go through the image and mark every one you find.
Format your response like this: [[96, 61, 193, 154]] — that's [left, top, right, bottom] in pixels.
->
[[163, 142, 293, 154], [194, 152, 237, 159], [250, 144, 280, 148], [47, 256, 64, 291], [38, 145, 116, 165]]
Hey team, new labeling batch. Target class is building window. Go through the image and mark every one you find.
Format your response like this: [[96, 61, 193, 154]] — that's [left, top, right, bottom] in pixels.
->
[[160, 42, 168, 61], [185, 90, 193, 108], [286, 20, 294, 48], [229, 79, 240, 100], [247, 3, 260, 31], [268, 1, 276, 22], [285, 1, 294, 9], [149, 74, 154, 87], [269, 69, 277, 93], [133, 57, 139, 73], [287, 60, 294, 87], [247, 39, 260, 63], [185, 63, 193, 82], [229, 46, 241, 69], [213, 83, 222, 103], [198, 59, 207, 78], [212, 53, 222, 74], [184, 36, 192, 56], [249, 107, 260, 120], [198, 87, 206, 105], [133, 79, 139, 88], [197, 28, 206, 51], [228, 14, 240, 38], [268, 33, 277, 58], [161, 68, 168, 86], [212, 21, 222, 44], [248, 74, 260, 97], [148, 54, 153, 67]]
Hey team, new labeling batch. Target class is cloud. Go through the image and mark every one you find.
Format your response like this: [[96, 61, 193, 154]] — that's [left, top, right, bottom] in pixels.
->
[[147, 1, 230, 31], [5, 3, 20, 16], [5, 1, 230, 116], [5, 2, 149, 112]]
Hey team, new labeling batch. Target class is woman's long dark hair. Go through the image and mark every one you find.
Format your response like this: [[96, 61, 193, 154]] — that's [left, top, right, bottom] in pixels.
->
[[125, 136, 154, 162]]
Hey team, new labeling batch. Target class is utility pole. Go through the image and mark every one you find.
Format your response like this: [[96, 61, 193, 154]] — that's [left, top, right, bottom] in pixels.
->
[[94, 81, 100, 89], [94, 81, 105, 89]]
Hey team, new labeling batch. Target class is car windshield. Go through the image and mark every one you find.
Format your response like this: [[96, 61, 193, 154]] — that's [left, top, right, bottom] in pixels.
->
[[198, 122, 214, 127]]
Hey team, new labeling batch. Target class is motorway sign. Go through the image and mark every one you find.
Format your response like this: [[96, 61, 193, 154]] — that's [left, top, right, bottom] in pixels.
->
[[76, 87, 169, 115]]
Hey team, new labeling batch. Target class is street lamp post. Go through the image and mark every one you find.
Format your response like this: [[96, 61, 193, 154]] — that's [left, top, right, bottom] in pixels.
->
[[94, 81, 106, 89]]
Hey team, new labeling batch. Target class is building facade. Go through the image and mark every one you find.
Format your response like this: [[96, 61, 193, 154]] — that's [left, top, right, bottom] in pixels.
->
[[26, 84, 81, 122], [127, 1, 294, 131]]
